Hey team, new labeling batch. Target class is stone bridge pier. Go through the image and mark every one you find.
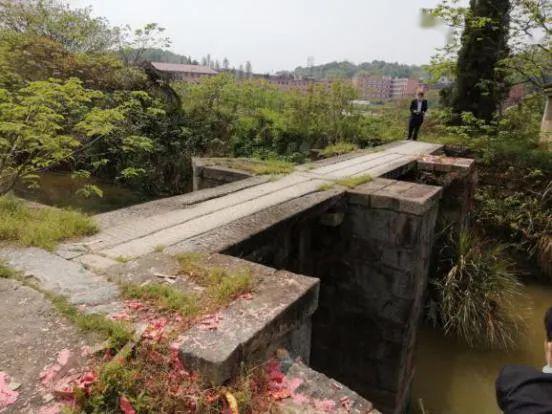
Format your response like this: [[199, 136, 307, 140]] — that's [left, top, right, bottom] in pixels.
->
[[193, 144, 476, 413]]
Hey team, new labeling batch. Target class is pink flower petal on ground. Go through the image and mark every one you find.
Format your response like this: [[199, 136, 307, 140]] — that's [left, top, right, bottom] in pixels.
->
[[38, 402, 70, 414], [125, 300, 144, 310], [56, 349, 71, 366], [313, 399, 337, 412], [40, 364, 61, 386], [0, 372, 19, 410], [110, 311, 131, 321], [291, 392, 310, 405], [119, 396, 136, 414], [198, 313, 223, 331], [286, 377, 303, 393]]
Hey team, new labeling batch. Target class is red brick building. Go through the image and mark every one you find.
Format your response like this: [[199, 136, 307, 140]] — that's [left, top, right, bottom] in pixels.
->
[[353, 74, 421, 100]]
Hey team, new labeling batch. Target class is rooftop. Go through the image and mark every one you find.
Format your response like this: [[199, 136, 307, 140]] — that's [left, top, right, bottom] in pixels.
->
[[150, 62, 218, 75]]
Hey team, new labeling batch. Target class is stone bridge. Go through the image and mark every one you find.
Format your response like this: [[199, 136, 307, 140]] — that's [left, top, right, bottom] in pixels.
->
[[0, 140, 476, 413]]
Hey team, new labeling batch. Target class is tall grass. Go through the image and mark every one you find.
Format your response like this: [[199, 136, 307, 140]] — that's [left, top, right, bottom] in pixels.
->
[[436, 232, 524, 350], [0, 195, 97, 250]]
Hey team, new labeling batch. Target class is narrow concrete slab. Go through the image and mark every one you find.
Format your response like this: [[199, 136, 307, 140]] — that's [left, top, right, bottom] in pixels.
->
[[0, 247, 120, 312], [59, 141, 442, 261]]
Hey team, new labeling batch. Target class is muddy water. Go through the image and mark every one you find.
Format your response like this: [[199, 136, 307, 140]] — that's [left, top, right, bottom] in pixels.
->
[[14, 172, 147, 214], [411, 284, 552, 414]]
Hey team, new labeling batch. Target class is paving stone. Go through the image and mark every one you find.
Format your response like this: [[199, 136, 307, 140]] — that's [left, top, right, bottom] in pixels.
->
[[0, 247, 119, 308]]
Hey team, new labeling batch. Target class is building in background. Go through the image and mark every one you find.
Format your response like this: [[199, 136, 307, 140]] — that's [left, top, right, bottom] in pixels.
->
[[353, 74, 422, 100], [149, 62, 218, 82]]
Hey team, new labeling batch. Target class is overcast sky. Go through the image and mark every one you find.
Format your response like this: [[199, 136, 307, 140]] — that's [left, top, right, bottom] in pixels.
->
[[69, 0, 455, 73]]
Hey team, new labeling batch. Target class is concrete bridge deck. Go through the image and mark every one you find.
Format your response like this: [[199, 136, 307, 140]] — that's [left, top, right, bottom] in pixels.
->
[[58, 140, 442, 267]]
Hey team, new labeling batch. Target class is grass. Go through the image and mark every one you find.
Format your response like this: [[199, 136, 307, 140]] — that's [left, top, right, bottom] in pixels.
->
[[208, 158, 295, 175], [154, 244, 166, 253], [0, 195, 97, 250], [206, 267, 253, 305], [177, 253, 253, 306], [435, 232, 524, 350], [318, 174, 373, 192], [115, 256, 131, 263], [334, 174, 373, 188], [320, 142, 359, 157], [121, 283, 200, 317], [48, 294, 133, 349]]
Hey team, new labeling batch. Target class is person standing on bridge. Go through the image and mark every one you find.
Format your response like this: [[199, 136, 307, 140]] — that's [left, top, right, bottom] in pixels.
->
[[407, 91, 428, 140]]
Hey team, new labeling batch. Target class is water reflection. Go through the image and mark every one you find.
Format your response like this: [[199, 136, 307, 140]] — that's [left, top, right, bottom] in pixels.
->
[[14, 172, 148, 214], [412, 284, 552, 414]]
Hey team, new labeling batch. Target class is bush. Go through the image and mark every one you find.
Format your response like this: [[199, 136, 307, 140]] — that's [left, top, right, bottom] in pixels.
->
[[435, 232, 524, 349]]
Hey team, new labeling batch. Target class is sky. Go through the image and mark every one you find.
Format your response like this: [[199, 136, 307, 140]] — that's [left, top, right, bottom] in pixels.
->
[[69, 0, 455, 74]]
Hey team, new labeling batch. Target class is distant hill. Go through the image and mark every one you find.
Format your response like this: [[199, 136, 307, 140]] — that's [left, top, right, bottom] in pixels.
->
[[294, 60, 425, 80]]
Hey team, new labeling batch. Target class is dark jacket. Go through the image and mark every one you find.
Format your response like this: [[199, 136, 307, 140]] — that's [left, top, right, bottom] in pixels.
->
[[496, 365, 552, 414], [409, 99, 428, 118]]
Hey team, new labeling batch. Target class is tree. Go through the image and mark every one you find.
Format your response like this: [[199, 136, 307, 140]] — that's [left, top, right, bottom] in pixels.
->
[[451, 0, 511, 121], [117, 23, 171, 66], [223, 58, 230, 70], [502, 0, 551, 90], [425, 0, 550, 102], [0, 0, 117, 53], [0, 78, 111, 195]]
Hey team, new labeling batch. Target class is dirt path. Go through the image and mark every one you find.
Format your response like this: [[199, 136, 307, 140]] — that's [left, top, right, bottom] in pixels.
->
[[0, 279, 93, 413]]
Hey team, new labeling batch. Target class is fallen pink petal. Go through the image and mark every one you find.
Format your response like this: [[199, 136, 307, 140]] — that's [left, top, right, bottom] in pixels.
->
[[0, 372, 19, 411], [119, 395, 136, 414]]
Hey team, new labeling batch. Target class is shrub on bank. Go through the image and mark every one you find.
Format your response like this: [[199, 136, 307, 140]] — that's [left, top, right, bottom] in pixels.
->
[[435, 232, 524, 350]]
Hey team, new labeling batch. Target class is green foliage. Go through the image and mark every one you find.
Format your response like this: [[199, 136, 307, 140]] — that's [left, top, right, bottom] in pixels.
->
[[177, 74, 378, 161], [294, 60, 424, 80], [451, 0, 511, 121], [475, 182, 551, 279], [0, 77, 109, 194], [320, 142, 359, 157], [435, 232, 524, 349], [0, 0, 118, 53], [0, 195, 97, 250]]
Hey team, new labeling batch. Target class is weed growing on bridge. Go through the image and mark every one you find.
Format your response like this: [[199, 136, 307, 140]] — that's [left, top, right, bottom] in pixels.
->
[[0, 195, 97, 250], [177, 253, 254, 307], [334, 174, 373, 189], [317, 174, 373, 192], [210, 158, 295, 176], [121, 283, 200, 317], [320, 142, 359, 157]]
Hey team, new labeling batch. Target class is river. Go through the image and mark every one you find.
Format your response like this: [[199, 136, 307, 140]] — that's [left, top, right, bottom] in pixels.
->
[[14, 172, 148, 214], [411, 283, 552, 414]]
